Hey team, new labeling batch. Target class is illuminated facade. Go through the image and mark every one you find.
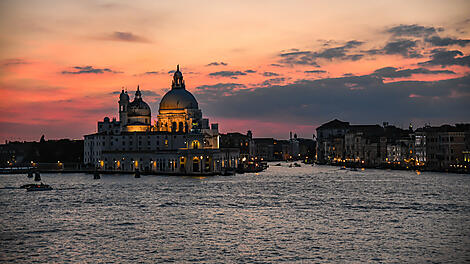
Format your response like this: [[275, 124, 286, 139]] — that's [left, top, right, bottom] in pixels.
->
[[84, 66, 239, 174]]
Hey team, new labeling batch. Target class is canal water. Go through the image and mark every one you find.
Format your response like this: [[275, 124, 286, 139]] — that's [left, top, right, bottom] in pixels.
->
[[1, 164, 469, 263]]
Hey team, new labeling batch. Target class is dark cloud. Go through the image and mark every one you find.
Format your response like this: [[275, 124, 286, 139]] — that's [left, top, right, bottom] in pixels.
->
[[260, 78, 286, 86], [143, 71, 163, 75], [263, 71, 279, 76], [245, 69, 256, 73], [425, 36, 470, 47], [196, 83, 245, 91], [278, 40, 364, 66], [386, 24, 441, 37], [372, 67, 455, 78], [206, 62, 228, 66], [419, 49, 470, 67], [382, 39, 422, 58], [196, 73, 470, 127], [104, 32, 150, 43], [305, 70, 327, 74], [195, 83, 246, 100], [363, 49, 381, 55], [1, 58, 30, 67], [61, 66, 122, 75], [209, 71, 247, 79]]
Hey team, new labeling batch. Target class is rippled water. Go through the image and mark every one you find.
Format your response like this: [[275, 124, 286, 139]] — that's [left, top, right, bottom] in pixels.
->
[[1, 164, 469, 263]]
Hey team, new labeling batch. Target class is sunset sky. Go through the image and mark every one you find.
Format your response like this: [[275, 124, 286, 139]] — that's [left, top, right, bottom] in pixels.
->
[[0, 0, 469, 141]]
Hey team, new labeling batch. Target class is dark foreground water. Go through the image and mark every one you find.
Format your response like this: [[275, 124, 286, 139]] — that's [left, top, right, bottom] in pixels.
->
[[1, 164, 469, 263]]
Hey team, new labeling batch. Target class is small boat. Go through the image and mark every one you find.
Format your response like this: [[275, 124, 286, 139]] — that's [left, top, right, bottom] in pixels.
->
[[349, 167, 358, 171], [26, 183, 53, 192], [274, 163, 282, 166], [293, 163, 301, 167], [289, 164, 293, 168], [339, 166, 347, 170], [20, 183, 37, 189]]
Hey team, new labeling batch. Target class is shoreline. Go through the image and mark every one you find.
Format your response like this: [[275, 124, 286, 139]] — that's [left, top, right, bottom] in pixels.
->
[[1, 162, 468, 175]]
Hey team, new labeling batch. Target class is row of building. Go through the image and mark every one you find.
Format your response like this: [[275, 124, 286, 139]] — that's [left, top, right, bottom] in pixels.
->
[[316, 119, 470, 171], [219, 131, 316, 163]]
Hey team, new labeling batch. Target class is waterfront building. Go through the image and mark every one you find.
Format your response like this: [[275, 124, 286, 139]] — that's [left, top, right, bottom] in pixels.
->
[[344, 125, 386, 166], [423, 124, 468, 170], [84, 66, 239, 174], [219, 131, 255, 160], [316, 119, 350, 163]]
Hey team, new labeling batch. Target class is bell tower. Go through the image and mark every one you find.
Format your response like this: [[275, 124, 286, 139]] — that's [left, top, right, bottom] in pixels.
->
[[119, 89, 129, 127]]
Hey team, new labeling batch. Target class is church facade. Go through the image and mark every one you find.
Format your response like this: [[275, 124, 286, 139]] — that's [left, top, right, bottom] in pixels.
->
[[84, 66, 239, 175]]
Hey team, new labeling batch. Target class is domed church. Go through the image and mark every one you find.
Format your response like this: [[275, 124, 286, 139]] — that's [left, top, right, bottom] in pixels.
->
[[157, 65, 204, 133], [84, 65, 239, 175]]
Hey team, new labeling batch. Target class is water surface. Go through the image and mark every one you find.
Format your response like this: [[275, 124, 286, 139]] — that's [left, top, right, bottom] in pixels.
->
[[1, 164, 469, 263]]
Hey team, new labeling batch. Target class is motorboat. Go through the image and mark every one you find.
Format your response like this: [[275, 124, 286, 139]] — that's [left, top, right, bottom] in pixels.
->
[[26, 183, 53, 191], [20, 183, 37, 189]]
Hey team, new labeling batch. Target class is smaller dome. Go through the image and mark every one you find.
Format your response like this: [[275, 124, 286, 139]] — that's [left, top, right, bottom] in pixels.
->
[[128, 99, 151, 117]]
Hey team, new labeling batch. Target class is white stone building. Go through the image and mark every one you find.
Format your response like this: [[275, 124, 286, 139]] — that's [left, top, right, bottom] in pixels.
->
[[84, 66, 239, 174]]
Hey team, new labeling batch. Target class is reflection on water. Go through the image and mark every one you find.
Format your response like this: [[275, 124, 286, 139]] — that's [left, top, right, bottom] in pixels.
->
[[1, 164, 469, 263]]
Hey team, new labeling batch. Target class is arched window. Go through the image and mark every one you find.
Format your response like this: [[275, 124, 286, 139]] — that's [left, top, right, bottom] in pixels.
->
[[192, 140, 200, 149], [179, 122, 184, 132]]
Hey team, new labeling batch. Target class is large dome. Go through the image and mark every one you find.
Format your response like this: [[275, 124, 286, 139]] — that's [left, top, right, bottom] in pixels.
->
[[159, 89, 198, 110]]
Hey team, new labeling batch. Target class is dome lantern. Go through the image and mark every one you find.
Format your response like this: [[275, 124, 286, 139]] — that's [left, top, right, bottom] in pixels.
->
[[172, 65, 185, 89]]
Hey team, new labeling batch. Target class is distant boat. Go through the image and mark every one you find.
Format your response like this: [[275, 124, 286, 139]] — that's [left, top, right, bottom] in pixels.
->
[[20, 183, 37, 189], [274, 163, 282, 166], [26, 183, 53, 192], [293, 163, 301, 167]]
